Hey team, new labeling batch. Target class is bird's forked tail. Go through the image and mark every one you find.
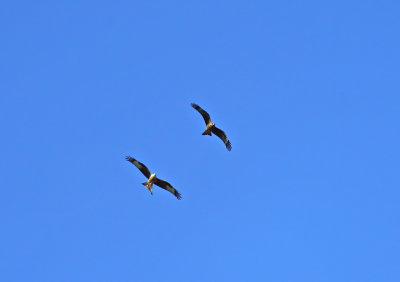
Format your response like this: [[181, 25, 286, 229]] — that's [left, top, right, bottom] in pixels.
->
[[142, 182, 153, 195], [202, 130, 212, 136]]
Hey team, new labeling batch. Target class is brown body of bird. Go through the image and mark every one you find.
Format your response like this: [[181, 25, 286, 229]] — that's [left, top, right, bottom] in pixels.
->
[[191, 103, 232, 151], [125, 156, 182, 200], [202, 122, 216, 136]]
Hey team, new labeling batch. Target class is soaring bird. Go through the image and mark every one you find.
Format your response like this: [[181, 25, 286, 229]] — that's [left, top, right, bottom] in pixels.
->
[[191, 103, 232, 151], [125, 156, 182, 200]]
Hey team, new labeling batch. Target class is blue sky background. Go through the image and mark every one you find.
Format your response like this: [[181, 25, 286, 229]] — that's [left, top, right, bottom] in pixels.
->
[[1, 1, 399, 281]]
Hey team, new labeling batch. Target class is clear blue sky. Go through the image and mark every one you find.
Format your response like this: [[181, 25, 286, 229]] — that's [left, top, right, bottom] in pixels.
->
[[1, 1, 399, 281]]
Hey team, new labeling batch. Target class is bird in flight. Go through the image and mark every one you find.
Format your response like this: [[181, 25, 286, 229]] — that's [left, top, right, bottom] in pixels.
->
[[125, 156, 182, 200], [191, 103, 232, 151]]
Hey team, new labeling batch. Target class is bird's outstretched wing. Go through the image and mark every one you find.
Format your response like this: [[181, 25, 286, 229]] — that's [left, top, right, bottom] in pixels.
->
[[154, 178, 182, 200], [211, 127, 232, 151], [125, 156, 152, 178], [191, 103, 211, 125]]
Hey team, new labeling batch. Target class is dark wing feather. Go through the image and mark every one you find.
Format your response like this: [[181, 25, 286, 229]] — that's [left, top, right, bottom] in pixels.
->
[[211, 126, 232, 151], [125, 156, 152, 178], [154, 178, 182, 200], [191, 103, 211, 125]]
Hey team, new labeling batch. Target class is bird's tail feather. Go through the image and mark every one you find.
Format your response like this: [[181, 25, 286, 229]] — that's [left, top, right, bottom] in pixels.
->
[[202, 130, 212, 136], [142, 182, 153, 195]]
